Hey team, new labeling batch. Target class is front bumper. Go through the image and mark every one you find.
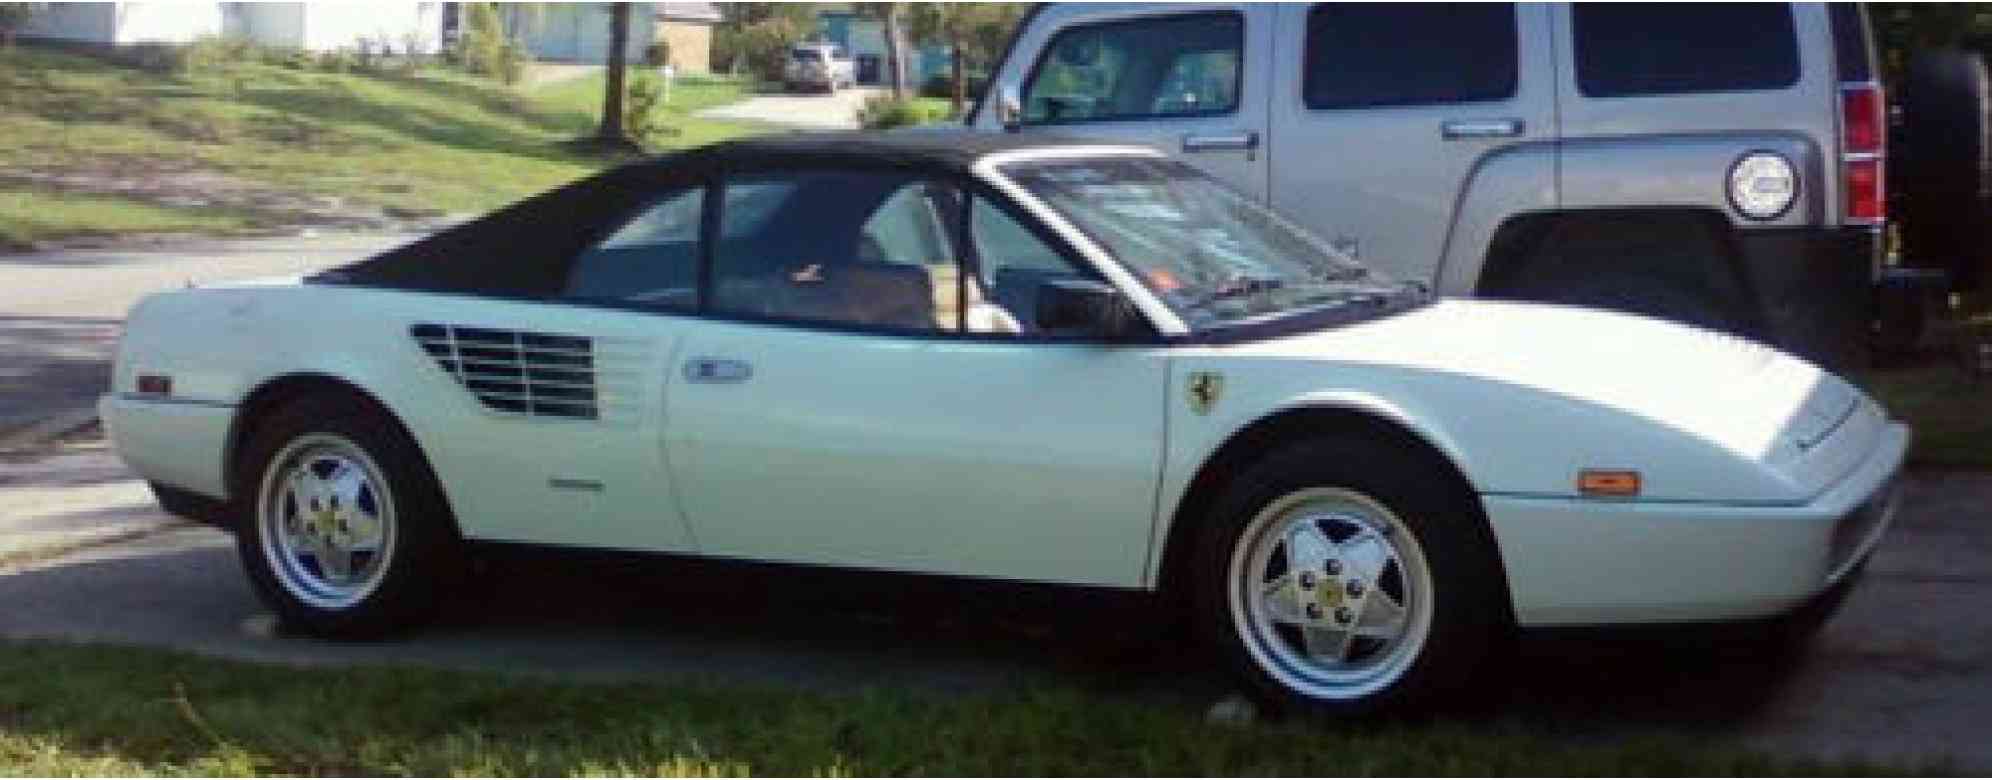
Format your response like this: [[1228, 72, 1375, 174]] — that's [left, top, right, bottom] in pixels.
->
[[1484, 421, 1907, 627]]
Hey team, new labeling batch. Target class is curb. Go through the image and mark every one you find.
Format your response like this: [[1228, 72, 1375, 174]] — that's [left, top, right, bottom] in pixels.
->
[[0, 408, 101, 454]]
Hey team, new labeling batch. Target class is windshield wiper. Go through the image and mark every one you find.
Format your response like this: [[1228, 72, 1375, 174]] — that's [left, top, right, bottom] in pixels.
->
[[1187, 276, 1285, 308]]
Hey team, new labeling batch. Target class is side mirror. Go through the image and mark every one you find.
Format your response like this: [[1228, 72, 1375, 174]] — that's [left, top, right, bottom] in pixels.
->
[[998, 84, 1022, 132], [1035, 278, 1141, 340]]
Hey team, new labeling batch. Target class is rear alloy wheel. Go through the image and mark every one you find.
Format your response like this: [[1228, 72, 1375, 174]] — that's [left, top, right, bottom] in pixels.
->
[[1194, 437, 1504, 715], [257, 434, 398, 611], [236, 394, 456, 637]]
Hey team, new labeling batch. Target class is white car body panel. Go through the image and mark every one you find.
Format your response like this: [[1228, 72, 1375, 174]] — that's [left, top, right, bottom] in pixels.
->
[[103, 143, 1907, 628]]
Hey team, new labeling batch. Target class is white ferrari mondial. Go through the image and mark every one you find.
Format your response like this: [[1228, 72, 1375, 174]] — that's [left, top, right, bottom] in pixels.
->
[[104, 133, 1905, 712]]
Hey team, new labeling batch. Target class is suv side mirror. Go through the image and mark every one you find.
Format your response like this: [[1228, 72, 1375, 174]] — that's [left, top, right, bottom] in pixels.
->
[[1035, 278, 1141, 340], [998, 84, 1022, 131]]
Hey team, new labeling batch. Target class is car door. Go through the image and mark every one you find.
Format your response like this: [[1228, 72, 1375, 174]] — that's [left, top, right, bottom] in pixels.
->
[[664, 168, 1170, 587], [1266, 3, 1555, 285], [408, 185, 709, 553], [989, 5, 1274, 202]]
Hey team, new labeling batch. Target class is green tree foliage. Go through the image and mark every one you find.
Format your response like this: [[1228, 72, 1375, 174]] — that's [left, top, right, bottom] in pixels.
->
[[1871, 3, 1992, 82], [905, 3, 1026, 113], [712, 2, 814, 82], [0, 3, 43, 48], [455, 2, 525, 85]]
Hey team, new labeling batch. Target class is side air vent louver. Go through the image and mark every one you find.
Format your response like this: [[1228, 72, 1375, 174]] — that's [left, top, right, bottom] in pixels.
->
[[411, 323, 639, 422]]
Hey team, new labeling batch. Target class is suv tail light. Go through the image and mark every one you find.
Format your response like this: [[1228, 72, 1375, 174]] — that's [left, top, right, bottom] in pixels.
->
[[1841, 82, 1886, 224]]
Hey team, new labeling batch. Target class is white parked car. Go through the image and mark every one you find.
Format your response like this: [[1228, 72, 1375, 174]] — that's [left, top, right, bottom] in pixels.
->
[[785, 42, 855, 93], [104, 133, 1906, 713]]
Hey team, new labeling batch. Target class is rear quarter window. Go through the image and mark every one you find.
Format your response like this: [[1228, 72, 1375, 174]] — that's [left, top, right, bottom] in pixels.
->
[[1573, 3, 1800, 97]]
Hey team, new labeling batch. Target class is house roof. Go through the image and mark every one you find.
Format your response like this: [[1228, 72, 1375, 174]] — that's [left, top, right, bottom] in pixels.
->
[[655, 3, 722, 23]]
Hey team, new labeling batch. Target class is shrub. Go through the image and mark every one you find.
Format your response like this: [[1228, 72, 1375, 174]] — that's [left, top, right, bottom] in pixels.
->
[[856, 96, 954, 130], [919, 72, 987, 101], [714, 18, 800, 85], [624, 72, 677, 144], [644, 40, 671, 68], [315, 49, 357, 73], [456, 2, 525, 85]]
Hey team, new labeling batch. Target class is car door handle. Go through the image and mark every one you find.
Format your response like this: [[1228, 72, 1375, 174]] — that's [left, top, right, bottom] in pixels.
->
[[1182, 130, 1260, 153], [683, 357, 752, 384], [1441, 118, 1524, 140]]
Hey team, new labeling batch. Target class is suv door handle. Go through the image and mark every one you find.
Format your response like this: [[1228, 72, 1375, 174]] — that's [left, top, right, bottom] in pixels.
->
[[1440, 118, 1524, 140], [1182, 130, 1260, 153], [683, 357, 752, 384]]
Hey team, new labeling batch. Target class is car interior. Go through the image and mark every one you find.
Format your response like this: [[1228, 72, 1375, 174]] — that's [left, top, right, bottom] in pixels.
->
[[566, 172, 1093, 336]]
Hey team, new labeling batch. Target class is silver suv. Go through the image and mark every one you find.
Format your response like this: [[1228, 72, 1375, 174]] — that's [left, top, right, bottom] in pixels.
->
[[785, 42, 856, 94], [970, 3, 1886, 368]]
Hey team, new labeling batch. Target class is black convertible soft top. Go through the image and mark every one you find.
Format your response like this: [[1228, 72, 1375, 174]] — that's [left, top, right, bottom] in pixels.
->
[[314, 131, 1122, 297]]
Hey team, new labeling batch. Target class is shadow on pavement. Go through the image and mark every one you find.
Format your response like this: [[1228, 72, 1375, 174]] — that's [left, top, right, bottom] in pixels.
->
[[0, 529, 1798, 738], [0, 315, 119, 428]]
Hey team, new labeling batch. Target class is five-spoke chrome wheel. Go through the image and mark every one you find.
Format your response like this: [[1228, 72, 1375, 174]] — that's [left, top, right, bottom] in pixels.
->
[[256, 433, 397, 610], [1228, 487, 1434, 701]]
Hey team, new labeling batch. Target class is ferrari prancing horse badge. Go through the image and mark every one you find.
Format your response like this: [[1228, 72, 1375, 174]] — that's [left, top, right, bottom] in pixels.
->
[[1187, 371, 1223, 415]]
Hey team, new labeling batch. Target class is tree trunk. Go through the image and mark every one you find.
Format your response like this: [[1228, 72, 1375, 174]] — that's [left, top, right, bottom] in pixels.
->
[[883, 5, 907, 100], [950, 36, 965, 115], [597, 3, 631, 141]]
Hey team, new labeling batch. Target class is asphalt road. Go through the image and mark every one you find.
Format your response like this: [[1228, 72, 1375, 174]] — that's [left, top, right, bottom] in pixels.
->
[[1, 435, 1989, 770], [0, 232, 423, 434]]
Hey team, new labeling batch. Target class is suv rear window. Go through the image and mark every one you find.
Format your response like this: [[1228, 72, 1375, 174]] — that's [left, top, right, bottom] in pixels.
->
[[1830, 3, 1874, 81], [1574, 3, 1799, 97], [1303, 3, 1518, 110]]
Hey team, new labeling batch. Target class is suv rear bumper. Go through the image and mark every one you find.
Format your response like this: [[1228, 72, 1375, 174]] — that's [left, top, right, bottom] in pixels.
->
[[1733, 226, 1881, 370]]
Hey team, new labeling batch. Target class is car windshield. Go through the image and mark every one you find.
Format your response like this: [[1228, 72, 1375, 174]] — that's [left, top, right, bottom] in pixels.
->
[[792, 49, 823, 63], [1000, 156, 1418, 330]]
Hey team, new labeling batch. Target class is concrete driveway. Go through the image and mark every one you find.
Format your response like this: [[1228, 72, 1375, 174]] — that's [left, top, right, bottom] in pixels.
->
[[1, 433, 1988, 771], [0, 232, 423, 437], [695, 86, 890, 131]]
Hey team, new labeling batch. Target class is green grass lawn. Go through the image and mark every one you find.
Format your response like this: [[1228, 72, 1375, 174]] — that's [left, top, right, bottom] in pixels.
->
[[0, 45, 762, 249], [0, 641, 1924, 776], [1865, 361, 1992, 470]]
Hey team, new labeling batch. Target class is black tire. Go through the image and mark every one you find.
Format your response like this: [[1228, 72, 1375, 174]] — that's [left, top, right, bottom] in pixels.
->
[[1497, 218, 1747, 334], [233, 393, 458, 638], [1896, 49, 1991, 292], [1190, 434, 1506, 716]]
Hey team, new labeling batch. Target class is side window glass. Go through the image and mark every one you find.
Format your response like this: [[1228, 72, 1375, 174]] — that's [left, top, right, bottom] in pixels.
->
[[713, 171, 963, 333], [1022, 13, 1242, 125], [1573, 3, 1798, 97], [968, 198, 1092, 337], [563, 186, 703, 308], [1303, 4, 1517, 110]]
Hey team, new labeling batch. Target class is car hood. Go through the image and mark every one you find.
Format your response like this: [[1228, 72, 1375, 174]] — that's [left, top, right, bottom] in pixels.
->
[[1217, 299, 1882, 501]]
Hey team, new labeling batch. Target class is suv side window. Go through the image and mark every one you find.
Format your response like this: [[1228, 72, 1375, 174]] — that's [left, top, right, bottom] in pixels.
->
[[1573, 3, 1799, 97], [1302, 4, 1518, 110], [563, 186, 704, 308], [1021, 12, 1243, 125]]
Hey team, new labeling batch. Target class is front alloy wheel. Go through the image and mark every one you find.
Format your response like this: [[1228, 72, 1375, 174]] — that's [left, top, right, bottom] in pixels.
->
[[1230, 488, 1434, 701], [1195, 436, 1503, 714]]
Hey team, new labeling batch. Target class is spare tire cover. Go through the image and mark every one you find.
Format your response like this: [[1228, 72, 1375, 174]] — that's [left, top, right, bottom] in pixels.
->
[[1894, 48, 1991, 291]]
